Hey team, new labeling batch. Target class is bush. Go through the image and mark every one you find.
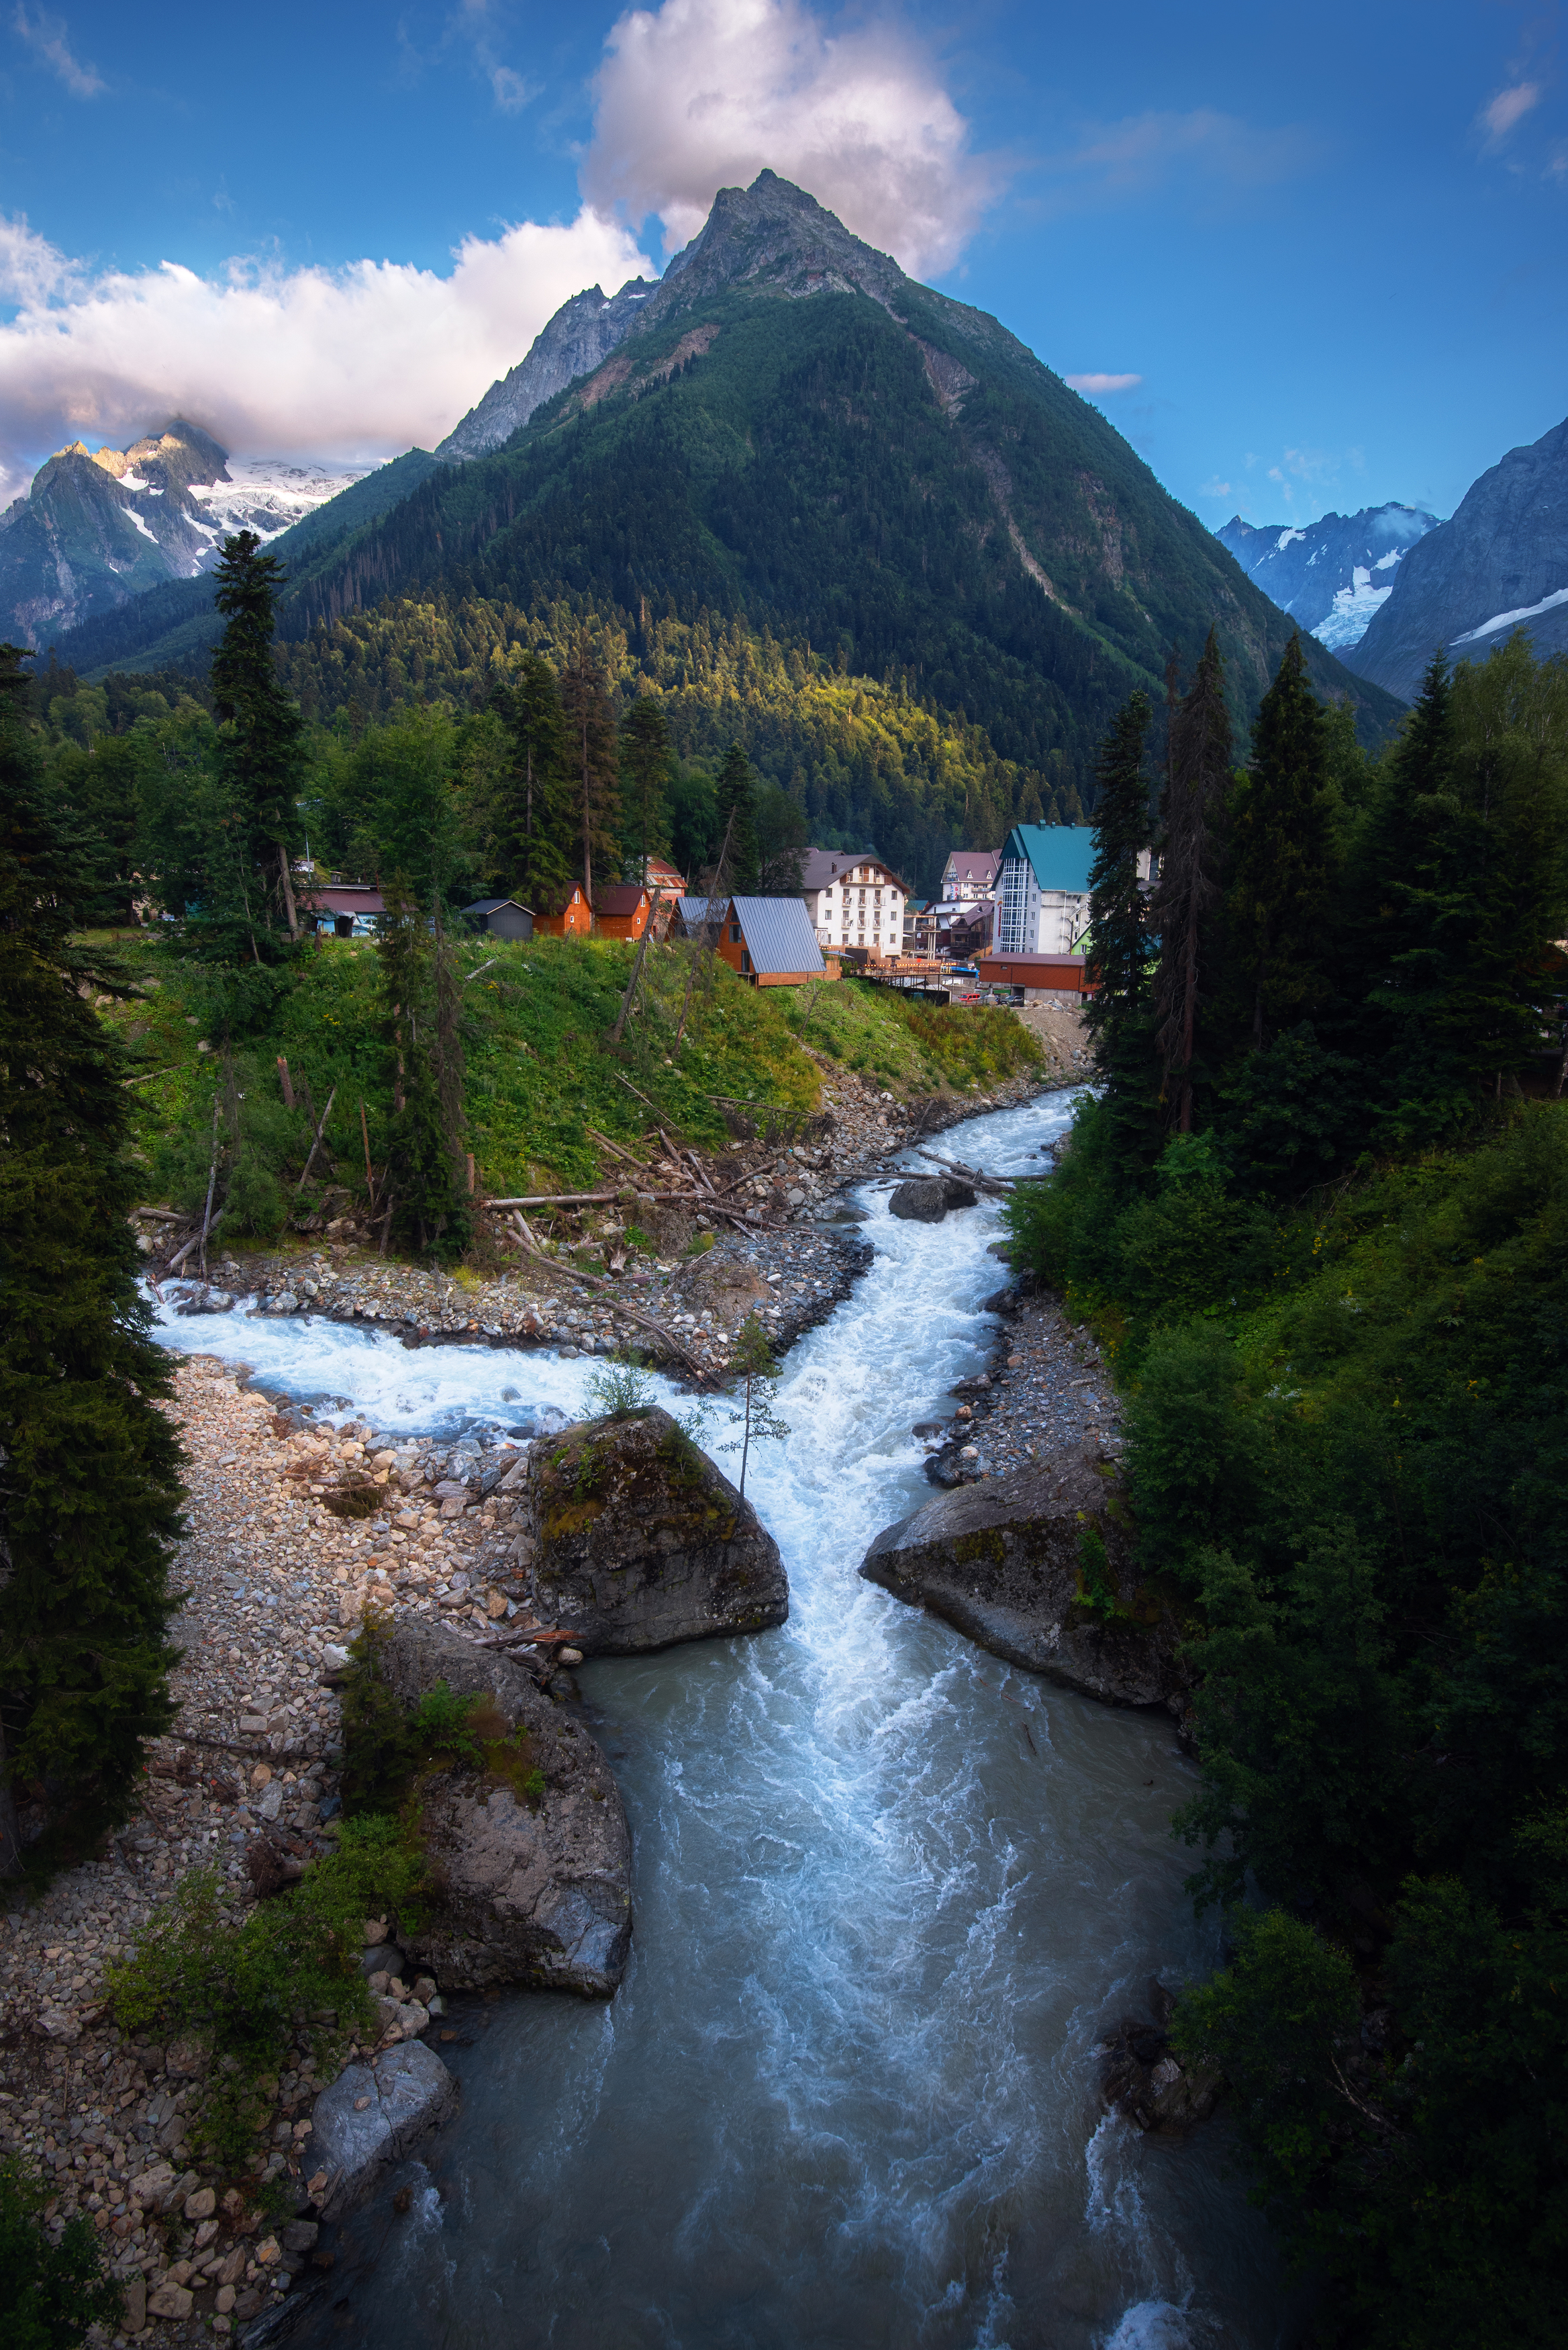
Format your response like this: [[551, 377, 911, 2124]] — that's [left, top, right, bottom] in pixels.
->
[[337, 1615, 544, 1818], [0, 2161, 121, 2348], [105, 1816, 424, 2161]]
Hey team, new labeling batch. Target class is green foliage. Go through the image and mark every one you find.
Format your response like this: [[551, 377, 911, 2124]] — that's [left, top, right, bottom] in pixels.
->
[[1083, 688, 1159, 1182], [104, 1819, 423, 2161], [336, 1615, 542, 1818], [0, 2159, 121, 2347], [718, 1315, 791, 1500], [0, 648, 181, 1877], [586, 1349, 658, 1415]]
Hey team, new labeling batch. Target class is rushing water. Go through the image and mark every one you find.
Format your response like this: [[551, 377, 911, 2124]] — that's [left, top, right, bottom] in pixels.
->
[[151, 1095, 1291, 2349]]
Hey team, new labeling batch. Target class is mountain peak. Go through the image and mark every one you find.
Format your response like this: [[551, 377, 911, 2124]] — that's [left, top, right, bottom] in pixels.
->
[[660, 169, 905, 310]]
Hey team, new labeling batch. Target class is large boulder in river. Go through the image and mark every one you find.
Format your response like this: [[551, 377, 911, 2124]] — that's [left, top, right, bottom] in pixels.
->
[[888, 1174, 977, 1223], [376, 1619, 632, 1996], [518, 1407, 788, 1654], [859, 1451, 1183, 1709]]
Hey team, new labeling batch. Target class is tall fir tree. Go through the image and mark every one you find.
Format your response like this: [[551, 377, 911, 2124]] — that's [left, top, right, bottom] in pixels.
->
[[713, 743, 760, 893], [1083, 690, 1160, 1181], [619, 694, 673, 886], [210, 532, 304, 947], [558, 634, 621, 907], [489, 655, 573, 911], [1227, 634, 1342, 1052], [375, 884, 471, 1260], [0, 646, 181, 1877], [1151, 630, 1231, 1132]]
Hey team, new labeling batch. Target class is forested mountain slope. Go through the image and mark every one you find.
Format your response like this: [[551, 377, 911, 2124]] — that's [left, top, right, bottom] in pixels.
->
[[51, 174, 1400, 852]]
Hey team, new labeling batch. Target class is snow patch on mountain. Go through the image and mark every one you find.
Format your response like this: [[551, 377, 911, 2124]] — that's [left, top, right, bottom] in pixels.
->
[[1217, 504, 1437, 649], [185, 457, 373, 567], [1452, 583, 1568, 644]]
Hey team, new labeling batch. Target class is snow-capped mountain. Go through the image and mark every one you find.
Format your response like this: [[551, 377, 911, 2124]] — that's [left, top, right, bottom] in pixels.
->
[[1344, 414, 1568, 700], [0, 421, 370, 649], [1217, 504, 1437, 651]]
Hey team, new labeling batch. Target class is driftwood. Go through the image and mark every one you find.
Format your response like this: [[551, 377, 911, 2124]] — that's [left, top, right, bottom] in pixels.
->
[[503, 1217, 705, 1374], [293, 1084, 338, 1197], [916, 1148, 1014, 1194], [198, 1096, 222, 1276]]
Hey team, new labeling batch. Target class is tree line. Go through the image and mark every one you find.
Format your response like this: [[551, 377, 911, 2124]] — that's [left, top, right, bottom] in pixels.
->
[[1008, 624, 1568, 2345]]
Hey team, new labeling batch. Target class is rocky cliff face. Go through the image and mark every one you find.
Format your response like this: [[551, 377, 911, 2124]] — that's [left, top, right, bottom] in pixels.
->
[[1345, 412, 1568, 698], [861, 1450, 1184, 1711], [520, 1406, 789, 1654], [436, 171, 912, 462], [1217, 504, 1436, 652]]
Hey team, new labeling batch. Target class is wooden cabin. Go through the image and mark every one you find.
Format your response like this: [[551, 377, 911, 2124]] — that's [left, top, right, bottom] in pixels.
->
[[594, 882, 654, 940], [463, 897, 534, 941], [534, 886, 593, 938], [715, 896, 831, 988]]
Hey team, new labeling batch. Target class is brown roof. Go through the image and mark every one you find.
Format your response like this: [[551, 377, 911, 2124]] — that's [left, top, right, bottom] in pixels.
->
[[595, 884, 650, 917]]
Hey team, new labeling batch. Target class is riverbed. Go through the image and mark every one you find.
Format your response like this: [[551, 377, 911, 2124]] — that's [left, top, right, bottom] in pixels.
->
[[160, 1092, 1290, 2350]]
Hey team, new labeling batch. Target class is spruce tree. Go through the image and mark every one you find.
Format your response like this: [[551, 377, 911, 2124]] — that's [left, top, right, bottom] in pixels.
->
[[1151, 631, 1231, 1132], [210, 532, 304, 944], [489, 656, 573, 911], [375, 884, 471, 1259], [619, 694, 672, 886], [558, 634, 621, 908], [1083, 690, 1159, 1180], [0, 647, 181, 1877], [713, 743, 760, 893], [1228, 635, 1341, 1052]]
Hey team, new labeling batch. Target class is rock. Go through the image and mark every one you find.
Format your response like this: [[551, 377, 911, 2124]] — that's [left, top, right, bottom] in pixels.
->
[[183, 2186, 216, 2220], [128, 2159, 175, 2207], [123, 2277, 147, 2333], [860, 1452, 1183, 1707], [255, 1780, 284, 1822], [888, 1174, 977, 1223], [262, 1292, 299, 1316], [148, 2282, 194, 2320], [310, 2040, 459, 2221], [373, 1619, 633, 1994], [521, 1407, 787, 1654], [360, 1943, 405, 1979]]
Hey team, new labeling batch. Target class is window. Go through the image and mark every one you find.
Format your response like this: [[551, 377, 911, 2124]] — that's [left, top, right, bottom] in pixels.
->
[[730, 923, 741, 943]]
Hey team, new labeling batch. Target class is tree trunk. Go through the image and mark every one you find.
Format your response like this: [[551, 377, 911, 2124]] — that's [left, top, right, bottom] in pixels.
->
[[277, 843, 299, 941]]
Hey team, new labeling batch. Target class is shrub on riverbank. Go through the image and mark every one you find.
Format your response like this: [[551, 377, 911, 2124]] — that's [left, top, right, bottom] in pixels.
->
[[0, 2158, 122, 2346]]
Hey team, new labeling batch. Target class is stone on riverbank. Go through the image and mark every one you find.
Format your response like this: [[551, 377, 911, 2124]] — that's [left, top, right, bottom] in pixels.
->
[[521, 1407, 788, 1654], [859, 1452, 1182, 1708], [310, 2040, 458, 2219], [887, 1174, 977, 1223], [375, 1619, 633, 1995]]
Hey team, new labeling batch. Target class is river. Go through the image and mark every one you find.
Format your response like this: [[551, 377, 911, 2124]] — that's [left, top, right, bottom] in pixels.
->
[[152, 1092, 1291, 2350]]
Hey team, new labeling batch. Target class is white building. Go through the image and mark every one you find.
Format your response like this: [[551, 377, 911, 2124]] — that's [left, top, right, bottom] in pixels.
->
[[995, 827, 1098, 955], [799, 848, 908, 957], [938, 848, 1001, 903]]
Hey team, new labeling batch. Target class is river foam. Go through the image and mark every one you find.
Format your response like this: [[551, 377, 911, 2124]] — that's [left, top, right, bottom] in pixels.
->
[[151, 1094, 1289, 2347]]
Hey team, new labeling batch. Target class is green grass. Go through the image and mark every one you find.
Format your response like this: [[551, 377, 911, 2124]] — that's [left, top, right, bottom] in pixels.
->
[[97, 934, 1039, 1222]]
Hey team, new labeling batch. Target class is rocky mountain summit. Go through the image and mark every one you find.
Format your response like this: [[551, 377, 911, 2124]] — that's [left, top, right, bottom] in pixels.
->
[[438, 277, 658, 460], [1217, 502, 1436, 651], [1346, 410, 1568, 698]]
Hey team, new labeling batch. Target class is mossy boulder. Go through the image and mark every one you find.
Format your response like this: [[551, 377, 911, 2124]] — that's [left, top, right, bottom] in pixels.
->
[[520, 1407, 789, 1654], [860, 1449, 1183, 1710], [376, 1620, 632, 1996]]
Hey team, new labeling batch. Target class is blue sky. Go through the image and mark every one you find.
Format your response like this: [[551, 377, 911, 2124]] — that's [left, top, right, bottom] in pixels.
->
[[1, 0, 1563, 526]]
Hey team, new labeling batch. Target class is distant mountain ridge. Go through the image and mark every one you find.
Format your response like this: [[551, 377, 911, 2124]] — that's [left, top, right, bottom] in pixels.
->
[[1216, 504, 1436, 651], [438, 279, 658, 460], [0, 418, 371, 649], [1344, 414, 1568, 698]]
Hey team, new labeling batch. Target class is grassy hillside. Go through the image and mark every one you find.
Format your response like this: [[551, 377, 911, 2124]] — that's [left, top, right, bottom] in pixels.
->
[[99, 934, 1040, 1225]]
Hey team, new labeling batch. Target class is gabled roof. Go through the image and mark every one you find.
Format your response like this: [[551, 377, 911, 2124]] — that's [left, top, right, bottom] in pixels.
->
[[730, 896, 826, 975], [464, 898, 534, 917], [595, 882, 650, 917], [799, 846, 908, 892], [943, 849, 1001, 883], [1001, 825, 1097, 894], [675, 894, 725, 927]]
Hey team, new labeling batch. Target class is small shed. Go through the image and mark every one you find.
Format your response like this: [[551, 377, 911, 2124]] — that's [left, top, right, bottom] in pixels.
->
[[463, 897, 535, 942], [301, 883, 385, 939], [534, 886, 593, 938], [594, 882, 654, 940], [716, 896, 830, 988]]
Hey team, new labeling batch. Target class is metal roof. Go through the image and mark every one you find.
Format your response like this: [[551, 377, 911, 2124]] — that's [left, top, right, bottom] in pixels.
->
[[942, 849, 1001, 882], [595, 883, 649, 917], [799, 845, 908, 893], [730, 896, 826, 976], [675, 894, 726, 928], [1001, 825, 1097, 894], [464, 898, 534, 917]]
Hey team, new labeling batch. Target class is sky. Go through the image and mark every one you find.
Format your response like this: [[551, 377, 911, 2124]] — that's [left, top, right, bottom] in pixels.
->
[[1, 0, 1564, 530]]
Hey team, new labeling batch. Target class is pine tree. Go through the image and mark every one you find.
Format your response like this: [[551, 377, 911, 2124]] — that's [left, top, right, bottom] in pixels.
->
[[0, 645, 181, 1877], [375, 884, 471, 1260], [1228, 636, 1342, 1052], [1151, 630, 1232, 1132], [211, 532, 304, 943], [1083, 690, 1159, 1178], [558, 634, 621, 907], [718, 1317, 791, 1500], [489, 656, 573, 911], [619, 694, 672, 886], [714, 743, 760, 893]]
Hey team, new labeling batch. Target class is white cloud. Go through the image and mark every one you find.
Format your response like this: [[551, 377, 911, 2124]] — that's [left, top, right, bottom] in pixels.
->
[[1479, 82, 1540, 141], [13, 5, 103, 99], [1199, 477, 1232, 500], [0, 210, 653, 504], [582, 0, 998, 277], [1065, 371, 1141, 395], [1037, 107, 1315, 209]]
